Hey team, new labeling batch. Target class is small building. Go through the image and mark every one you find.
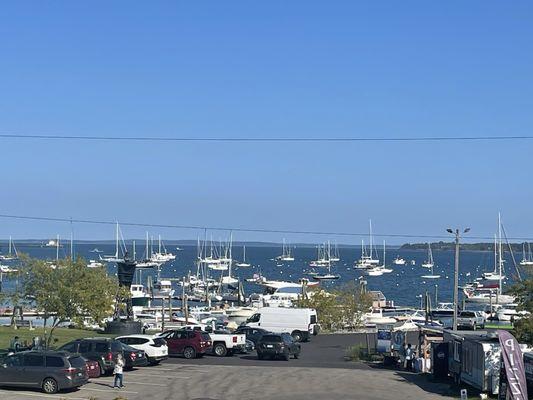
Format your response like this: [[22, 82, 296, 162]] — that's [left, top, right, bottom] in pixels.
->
[[443, 330, 501, 395]]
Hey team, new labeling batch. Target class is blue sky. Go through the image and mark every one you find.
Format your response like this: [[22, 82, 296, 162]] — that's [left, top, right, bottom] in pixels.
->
[[0, 1, 532, 243]]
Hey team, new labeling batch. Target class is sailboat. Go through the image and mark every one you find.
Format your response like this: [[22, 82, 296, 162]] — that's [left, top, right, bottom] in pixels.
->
[[312, 243, 340, 280], [310, 243, 331, 267], [519, 242, 533, 266], [330, 242, 340, 262], [235, 246, 251, 267], [150, 235, 176, 263], [0, 236, 18, 261], [276, 239, 294, 262], [355, 220, 380, 268], [101, 222, 125, 263], [421, 243, 434, 269], [136, 232, 161, 269], [365, 241, 391, 275], [420, 263, 440, 279], [465, 213, 514, 304]]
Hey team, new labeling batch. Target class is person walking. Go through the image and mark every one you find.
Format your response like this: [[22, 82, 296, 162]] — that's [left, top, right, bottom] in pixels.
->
[[113, 353, 125, 389], [405, 343, 413, 371]]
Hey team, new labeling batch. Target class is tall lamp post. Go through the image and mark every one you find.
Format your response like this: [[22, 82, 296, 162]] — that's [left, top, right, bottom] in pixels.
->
[[447, 227, 470, 331]]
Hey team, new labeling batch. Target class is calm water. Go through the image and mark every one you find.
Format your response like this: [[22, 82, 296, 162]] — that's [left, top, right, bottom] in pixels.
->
[[0, 242, 521, 308]]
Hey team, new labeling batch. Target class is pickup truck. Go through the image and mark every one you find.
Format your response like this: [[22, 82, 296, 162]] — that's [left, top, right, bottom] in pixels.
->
[[457, 310, 485, 330], [176, 325, 246, 357], [208, 330, 246, 357]]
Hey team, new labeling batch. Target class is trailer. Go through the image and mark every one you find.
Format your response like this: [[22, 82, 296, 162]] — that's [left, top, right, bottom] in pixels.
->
[[443, 330, 501, 394]]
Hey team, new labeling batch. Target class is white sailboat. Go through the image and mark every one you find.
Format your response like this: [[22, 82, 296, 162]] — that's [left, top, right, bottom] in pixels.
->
[[421, 243, 434, 269], [150, 235, 176, 263], [519, 242, 533, 267], [309, 243, 331, 267], [235, 246, 251, 267], [0, 236, 18, 261], [277, 239, 294, 262], [330, 242, 340, 262], [355, 220, 380, 268], [420, 263, 440, 279], [312, 242, 340, 280], [101, 222, 124, 263], [481, 234, 506, 281]]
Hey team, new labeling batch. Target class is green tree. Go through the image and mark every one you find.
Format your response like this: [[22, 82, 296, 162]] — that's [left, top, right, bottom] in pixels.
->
[[298, 282, 371, 331], [20, 255, 122, 347], [508, 278, 533, 345]]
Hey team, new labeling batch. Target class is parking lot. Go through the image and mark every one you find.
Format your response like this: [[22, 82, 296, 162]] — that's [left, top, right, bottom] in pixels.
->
[[0, 334, 454, 400]]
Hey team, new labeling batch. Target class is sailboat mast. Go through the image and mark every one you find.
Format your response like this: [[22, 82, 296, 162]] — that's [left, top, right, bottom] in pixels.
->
[[8, 236, 12, 255], [56, 234, 60, 261], [369, 220, 373, 259], [158, 235, 161, 254], [498, 213, 503, 295], [115, 222, 119, 258]]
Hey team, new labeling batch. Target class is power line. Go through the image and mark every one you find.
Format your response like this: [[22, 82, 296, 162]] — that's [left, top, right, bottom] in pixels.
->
[[0, 213, 531, 242], [1, 133, 533, 143]]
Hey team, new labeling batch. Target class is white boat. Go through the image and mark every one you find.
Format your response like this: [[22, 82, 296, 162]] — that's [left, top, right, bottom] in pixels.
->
[[310, 243, 331, 267], [464, 290, 515, 304], [393, 256, 406, 265], [330, 242, 340, 262], [0, 236, 18, 261], [481, 234, 505, 281], [101, 222, 125, 263], [152, 279, 175, 298], [150, 235, 176, 263], [355, 220, 380, 268], [276, 239, 294, 262], [130, 284, 151, 307], [235, 246, 251, 267], [366, 267, 384, 276], [0, 264, 18, 273], [421, 243, 434, 269], [420, 260, 440, 279], [312, 273, 340, 280], [519, 242, 533, 266], [86, 259, 105, 268], [374, 241, 393, 273], [363, 309, 397, 325]]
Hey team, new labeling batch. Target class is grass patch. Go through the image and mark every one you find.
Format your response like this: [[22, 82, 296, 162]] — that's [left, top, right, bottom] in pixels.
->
[[0, 326, 112, 352], [484, 323, 513, 330]]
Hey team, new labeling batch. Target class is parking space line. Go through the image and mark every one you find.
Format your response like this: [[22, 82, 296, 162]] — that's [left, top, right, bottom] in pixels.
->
[[98, 379, 170, 387]]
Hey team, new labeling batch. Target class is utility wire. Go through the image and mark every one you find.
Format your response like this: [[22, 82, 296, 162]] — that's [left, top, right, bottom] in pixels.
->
[[1, 133, 533, 143], [0, 213, 531, 242]]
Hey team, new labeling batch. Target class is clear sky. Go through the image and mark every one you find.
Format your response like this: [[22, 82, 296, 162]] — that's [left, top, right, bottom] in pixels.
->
[[0, 1, 532, 243]]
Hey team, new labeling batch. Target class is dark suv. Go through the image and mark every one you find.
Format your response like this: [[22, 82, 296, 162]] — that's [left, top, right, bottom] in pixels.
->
[[234, 327, 270, 346], [0, 351, 88, 394], [257, 333, 301, 361], [59, 338, 123, 375], [159, 330, 212, 359]]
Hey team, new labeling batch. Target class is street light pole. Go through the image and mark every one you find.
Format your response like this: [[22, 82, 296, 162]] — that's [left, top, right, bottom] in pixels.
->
[[447, 227, 470, 331]]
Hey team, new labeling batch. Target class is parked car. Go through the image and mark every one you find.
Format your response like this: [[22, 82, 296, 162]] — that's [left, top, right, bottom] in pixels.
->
[[256, 333, 301, 361], [158, 329, 212, 359], [457, 310, 485, 330], [120, 343, 148, 369], [207, 330, 246, 357], [0, 351, 88, 394], [85, 359, 100, 379], [116, 335, 168, 365], [58, 338, 123, 376], [234, 326, 271, 346], [244, 307, 319, 342], [244, 339, 255, 353]]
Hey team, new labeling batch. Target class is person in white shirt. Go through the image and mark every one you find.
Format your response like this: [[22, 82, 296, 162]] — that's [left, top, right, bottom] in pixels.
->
[[113, 353, 125, 389]]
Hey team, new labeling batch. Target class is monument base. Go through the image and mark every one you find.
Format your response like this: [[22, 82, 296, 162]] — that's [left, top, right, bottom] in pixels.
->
[[104, 319, 142, 335]]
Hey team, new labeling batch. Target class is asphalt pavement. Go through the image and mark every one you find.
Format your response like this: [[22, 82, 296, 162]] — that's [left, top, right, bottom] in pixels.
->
[[0, 334, 456, 400]]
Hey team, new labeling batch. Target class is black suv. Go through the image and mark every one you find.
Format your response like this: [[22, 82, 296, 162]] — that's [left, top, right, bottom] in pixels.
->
[[59, 338, 123, 376], [257, 333, 301, 361]]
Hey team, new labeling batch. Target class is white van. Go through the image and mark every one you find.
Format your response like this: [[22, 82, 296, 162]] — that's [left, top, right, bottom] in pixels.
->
[[243, 307, 319, 342]]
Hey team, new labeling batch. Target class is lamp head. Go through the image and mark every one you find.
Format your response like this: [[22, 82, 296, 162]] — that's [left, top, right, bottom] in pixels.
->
[[446, 229, 453, 234]]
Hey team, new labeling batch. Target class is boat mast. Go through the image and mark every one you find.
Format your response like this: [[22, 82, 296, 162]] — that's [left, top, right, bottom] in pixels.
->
[[369, 220, 373, 259], [498, 212, 503, 295], [56, 234, 60, 261], [8, 236, 12, 255]]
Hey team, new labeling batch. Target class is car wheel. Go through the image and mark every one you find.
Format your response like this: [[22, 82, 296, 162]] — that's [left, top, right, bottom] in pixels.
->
[[293, 352, 299, 359], [257, 352, 264, 360], [473, 323, 477, 331], [283, 351, 290, 361], [214, 343, 228, 357], [183, 346, 196, 359], [96, 363, 103, 377], [291, 330, 303, 342], [42, 378, 58, 394]]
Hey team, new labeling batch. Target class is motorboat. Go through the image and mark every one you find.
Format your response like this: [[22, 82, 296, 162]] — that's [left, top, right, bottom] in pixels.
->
[[130, 284, 151, 307], [152, 279, 175, 298], [363, 309, 397, 326], [86, 259, 105, 268], [393, 256, 406, 265]]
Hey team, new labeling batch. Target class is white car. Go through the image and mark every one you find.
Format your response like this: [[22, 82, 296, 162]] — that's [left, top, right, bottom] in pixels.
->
[[116, 335, 168, 365]]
